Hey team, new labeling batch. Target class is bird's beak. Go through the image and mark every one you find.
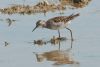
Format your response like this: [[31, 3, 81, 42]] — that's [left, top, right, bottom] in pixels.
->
[[32, 25, 38, 32]]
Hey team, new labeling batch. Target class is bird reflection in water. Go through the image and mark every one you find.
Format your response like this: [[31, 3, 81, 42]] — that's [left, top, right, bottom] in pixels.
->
[[31, 36, 68, 48], [33, 48, 79, 66], [50, 36, 67, 45], [32, 36, 73, 49]]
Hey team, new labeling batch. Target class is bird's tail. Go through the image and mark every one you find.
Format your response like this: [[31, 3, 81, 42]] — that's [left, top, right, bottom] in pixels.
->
[[67, 13, 80, 21]]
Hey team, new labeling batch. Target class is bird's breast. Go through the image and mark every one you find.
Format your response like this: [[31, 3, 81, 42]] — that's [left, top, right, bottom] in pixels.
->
[[46, 22, 67, 30]]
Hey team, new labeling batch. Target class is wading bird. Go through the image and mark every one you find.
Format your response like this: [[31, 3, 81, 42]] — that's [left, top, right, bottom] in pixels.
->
[[32, 13, 80, 41]]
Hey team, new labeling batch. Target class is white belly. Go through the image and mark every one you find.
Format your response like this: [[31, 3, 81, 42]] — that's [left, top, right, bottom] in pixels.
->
[[50, 22, 67, 30]]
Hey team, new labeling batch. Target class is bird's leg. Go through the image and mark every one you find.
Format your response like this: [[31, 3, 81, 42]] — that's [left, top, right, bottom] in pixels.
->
[[58, 40, 61, 50], [58, 30, 61, 38], [58, 30, 61, 50], [65, 27, 74, 41], [71, 39, 73, 48]]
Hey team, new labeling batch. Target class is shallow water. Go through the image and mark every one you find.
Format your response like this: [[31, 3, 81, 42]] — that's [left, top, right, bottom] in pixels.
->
[[0, 0, 100, 67]]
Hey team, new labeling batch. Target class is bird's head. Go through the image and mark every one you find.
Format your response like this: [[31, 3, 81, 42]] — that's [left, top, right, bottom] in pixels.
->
[[32, 20, 46, 32]]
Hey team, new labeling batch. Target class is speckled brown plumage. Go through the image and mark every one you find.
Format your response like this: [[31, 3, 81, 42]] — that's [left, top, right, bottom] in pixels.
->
[[46, 13, 79, 23]]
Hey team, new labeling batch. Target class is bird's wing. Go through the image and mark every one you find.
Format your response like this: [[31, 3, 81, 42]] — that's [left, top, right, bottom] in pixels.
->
[[46, 16, 69, 23], [47, 13, 80, 23]]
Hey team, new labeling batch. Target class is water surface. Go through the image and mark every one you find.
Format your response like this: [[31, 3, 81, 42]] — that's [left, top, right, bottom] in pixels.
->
[[0, 0, 100, 67]]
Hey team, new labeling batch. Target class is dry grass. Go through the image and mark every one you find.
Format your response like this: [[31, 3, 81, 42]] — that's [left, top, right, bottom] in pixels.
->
[[0, 0, 91, 15], [0, 1, 66, 15], [59, 0, 91, 8]]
